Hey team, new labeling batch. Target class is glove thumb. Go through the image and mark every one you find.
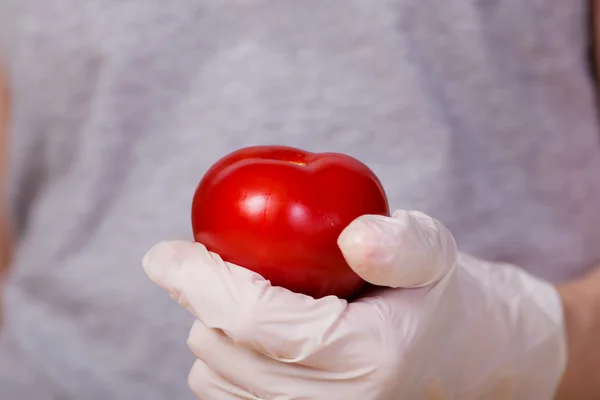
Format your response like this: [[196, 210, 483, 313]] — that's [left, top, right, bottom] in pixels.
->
[[337, 210, 457, 288]]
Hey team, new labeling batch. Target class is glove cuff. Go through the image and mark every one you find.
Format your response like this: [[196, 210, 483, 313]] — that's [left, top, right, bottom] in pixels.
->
[[455, 253, 567, 399]]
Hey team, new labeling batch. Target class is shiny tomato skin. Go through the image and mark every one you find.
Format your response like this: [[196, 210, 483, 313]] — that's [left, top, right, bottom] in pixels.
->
[[191, 145, 390, 299]]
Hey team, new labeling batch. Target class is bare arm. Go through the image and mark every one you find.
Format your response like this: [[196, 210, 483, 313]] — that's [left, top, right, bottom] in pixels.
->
[[555, 268, 600, 399], [0, 61, 11, 279]]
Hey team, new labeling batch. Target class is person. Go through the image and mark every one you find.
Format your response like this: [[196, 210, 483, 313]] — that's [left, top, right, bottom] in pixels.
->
[[1, 0, 600, 399]]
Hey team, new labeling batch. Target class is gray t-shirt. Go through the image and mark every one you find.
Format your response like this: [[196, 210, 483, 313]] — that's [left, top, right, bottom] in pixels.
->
[[1, 1, 600, 399]]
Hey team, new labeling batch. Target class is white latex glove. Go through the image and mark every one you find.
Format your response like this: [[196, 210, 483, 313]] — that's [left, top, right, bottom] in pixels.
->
[[142, 210, 566, 399]]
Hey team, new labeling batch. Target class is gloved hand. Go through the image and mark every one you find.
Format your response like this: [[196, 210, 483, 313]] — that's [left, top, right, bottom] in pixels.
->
[[142, 210, 567, 399]]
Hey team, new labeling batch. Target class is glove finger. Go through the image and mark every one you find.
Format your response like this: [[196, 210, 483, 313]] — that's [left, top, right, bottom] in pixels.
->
[[187, 320, 386, 399], [188, 359, 260, 400], [337, 210, 457, 288], [187, 321, 295, 399], [143, 240, 267, 317], [142, 241, 350, 365]]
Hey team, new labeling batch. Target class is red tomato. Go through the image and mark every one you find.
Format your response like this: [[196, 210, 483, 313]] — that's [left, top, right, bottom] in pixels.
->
[[191, 145, 390, 299]]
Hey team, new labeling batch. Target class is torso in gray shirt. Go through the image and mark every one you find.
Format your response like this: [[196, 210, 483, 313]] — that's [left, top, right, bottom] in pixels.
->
[[1, 1, 600, 399]]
